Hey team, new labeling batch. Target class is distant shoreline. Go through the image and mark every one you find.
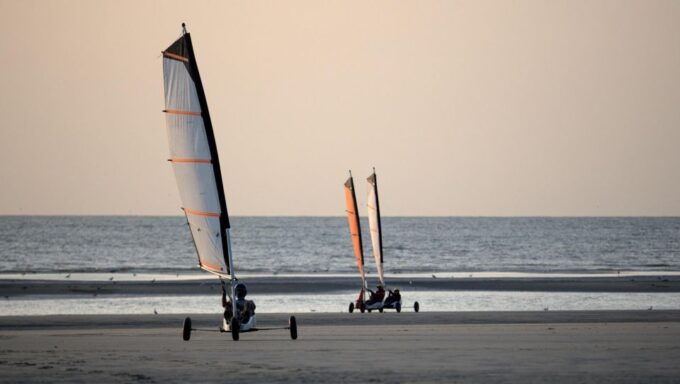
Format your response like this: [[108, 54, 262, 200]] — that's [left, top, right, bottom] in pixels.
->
[[3, 270, 680, 280], [2, 274, 680, 296]]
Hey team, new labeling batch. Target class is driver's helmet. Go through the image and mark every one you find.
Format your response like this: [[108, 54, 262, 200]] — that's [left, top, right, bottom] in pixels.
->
[[377, 285, 384, 290], [235, 283, 247, 299], [394, 289, 400, 294]]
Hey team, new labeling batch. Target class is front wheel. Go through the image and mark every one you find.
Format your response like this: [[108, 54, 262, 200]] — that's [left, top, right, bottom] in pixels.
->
[[349, 302, 354, 313], [289, 316, 298, 340], [396, 302, 401, 313], [182, 317, 192, 341], [378, 307, 383, 313], [414, 301, 420, 313], [230, 317, 240, 341]]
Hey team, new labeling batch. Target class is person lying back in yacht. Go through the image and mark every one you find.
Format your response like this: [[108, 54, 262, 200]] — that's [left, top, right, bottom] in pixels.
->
[[366, 284, 386, 305], [384, 288, 401, 305], [221, 281, 256, 323]]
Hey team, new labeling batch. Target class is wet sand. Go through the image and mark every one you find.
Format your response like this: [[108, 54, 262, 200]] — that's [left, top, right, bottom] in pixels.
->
[[1, 311, 680, 383], [2, 274, 680, 296]]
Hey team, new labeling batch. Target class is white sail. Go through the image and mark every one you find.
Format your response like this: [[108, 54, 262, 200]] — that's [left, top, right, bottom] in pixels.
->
[[162, 31, 232, 277], [366, 171, 384, 286]]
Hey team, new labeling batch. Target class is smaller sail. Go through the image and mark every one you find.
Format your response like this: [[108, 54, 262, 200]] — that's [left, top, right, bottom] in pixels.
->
[[344, 173, 365, 288], [366, 170, 384, 286]]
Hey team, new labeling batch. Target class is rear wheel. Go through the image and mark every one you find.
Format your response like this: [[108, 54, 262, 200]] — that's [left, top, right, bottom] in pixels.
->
[[359, 303, 365, 313], [378, 307, 383, 313], [289, 316, 298, 340], [349, 302, 354, 313], [182, 317, 192, 341], [396, 302, 401, 313], [230, 317, 240, 341], [414, 301, 420, 313]]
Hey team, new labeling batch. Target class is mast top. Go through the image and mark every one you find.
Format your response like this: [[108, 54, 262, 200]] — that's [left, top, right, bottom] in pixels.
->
[[181, 23, 187, 34], [349, 170, 353, 177]]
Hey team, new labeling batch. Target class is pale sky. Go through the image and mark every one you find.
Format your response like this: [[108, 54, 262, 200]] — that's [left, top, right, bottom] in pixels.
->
[[1, 0, 679, 216]]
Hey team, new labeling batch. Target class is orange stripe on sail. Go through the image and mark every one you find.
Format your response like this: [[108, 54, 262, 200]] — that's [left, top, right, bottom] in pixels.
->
[[200, 260, 224, 272], [183, 208, 221, 217], [162, 51, 189, 62], [163, 109, 201, 116], [168, 158, 212, 164]]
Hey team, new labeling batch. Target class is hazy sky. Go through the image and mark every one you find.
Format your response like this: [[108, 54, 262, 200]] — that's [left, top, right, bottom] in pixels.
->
[[1, 0, 679, 216]]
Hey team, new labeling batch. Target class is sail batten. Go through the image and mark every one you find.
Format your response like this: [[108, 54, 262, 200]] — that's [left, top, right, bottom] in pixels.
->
[[367, 170, 384, 286], [163, 109, 201, 116], [344, 174, 366, 288], [182, 208, 221, 217], [162, 51, 189, 62], [168, 158, 212, 164], [162, 30, 232, 277]]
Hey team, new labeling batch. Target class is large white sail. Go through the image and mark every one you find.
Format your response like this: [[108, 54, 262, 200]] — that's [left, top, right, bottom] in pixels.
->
[[162, 28, 232, 277], [366, 170, 384, 286]]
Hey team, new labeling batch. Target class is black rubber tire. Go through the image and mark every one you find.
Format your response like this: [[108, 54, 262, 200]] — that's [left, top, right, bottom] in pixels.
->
[[289, 316, 298, 340], [349, 302, 354, 313], [359, 304, 365, 314], [378, 307, 383, 313], [414, 301, 420, 313], [182, 317, 192, 341], [230, 317, 240, 341], [368, 309, 372, 313], [396, 302, 402, 313]]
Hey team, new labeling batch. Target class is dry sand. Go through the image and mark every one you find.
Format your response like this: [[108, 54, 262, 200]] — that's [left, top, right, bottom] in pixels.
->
[[1, 311, 680, 383]]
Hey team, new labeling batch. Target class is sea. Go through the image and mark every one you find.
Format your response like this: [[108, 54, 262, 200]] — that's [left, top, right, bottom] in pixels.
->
[[2, 216, 679, 315], [1, 216, 679, 274]]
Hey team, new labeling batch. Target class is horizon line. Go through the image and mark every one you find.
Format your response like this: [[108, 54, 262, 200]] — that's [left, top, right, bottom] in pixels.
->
[[1, 214, 680, 219]]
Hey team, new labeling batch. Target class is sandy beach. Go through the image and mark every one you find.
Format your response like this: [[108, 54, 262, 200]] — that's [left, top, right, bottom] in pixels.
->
[[2, 311, 679, 383]]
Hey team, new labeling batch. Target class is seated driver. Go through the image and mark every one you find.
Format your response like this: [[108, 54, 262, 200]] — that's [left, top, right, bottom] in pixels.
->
[[366, 284, 386, 305], [385, 288, 401, 304], [222, 281, 256, 323]]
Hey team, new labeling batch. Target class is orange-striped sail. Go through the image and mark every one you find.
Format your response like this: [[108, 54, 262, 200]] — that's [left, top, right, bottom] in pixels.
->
[[344, 172, 366, 289], [161, 25, 234, 278]]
